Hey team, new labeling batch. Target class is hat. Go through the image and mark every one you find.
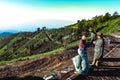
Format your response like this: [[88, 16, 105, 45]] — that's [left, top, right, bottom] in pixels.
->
[[82, 35, 86, 40]]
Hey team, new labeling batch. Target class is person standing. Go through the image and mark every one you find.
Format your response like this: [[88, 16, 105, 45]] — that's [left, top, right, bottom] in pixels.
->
[[90, 30, 96, 47], [91, 32, 104, 67], [100, 33, 105, 60], [72, 35, 90, 75]]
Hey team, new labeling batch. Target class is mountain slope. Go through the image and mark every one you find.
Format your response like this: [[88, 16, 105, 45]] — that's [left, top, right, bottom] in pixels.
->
[[0, 12, 120, 62], [0, 27, 75, 61]]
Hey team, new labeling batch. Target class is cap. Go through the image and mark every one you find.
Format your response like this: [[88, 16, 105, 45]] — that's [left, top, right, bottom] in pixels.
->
[[82, 35, 86, 40]]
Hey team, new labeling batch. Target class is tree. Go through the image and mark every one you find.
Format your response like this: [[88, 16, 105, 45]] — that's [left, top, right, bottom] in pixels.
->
[[113, 11, 119, 16], [42, 26, 46, 31], [103, 12, 111, 22], [112, 11, 119, 19], [37, 27, 40, 32], [76, 19, 86, 38]]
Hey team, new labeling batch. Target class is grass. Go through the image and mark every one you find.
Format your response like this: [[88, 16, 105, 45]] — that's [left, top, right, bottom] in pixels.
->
[[0, 47, 64, 65], [66, 40, 79, 48], [98, 18, 120, 35], [0, 46, 7, 55], [0, 39, 79, 65]]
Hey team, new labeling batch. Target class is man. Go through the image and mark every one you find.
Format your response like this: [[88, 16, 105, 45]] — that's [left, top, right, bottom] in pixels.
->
[[90, 30, 96, 47], [72, 35, 90, 75], [91, 32, 104, 67]]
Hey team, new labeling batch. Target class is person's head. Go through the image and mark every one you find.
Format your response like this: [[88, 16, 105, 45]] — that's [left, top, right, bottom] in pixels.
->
[[82, 35, 87, 40], [97, 32, 102, 38]]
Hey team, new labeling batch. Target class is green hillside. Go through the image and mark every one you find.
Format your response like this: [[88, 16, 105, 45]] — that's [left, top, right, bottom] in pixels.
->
[[0, 12, 120, 64], [66, 12, 120, 36], [0, 27, 76, 61]]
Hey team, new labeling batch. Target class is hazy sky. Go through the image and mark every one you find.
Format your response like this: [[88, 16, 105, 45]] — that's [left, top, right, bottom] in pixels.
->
[[0, 0, 119, 31]]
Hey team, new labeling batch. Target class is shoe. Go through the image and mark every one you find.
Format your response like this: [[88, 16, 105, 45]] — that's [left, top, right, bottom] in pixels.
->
[[74, 71, 80, 74], [95, 60, 99, 67], [90, 61, 95, 66]]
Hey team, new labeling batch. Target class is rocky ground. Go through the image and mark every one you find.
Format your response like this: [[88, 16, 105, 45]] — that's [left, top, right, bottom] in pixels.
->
[[0, 32, 120, 80]]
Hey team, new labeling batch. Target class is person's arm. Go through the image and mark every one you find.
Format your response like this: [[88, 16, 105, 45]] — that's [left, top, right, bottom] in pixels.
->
[[79, 40, 82, 48]]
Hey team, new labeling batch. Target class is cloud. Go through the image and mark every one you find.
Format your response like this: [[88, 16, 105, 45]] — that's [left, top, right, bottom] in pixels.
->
[[0, 3, 40, 27], [0, 3, 105, 30]]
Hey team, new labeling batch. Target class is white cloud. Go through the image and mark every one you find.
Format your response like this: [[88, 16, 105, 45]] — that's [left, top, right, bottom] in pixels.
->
[[0, 3, 41, 27], [0, 3, 104, 30]]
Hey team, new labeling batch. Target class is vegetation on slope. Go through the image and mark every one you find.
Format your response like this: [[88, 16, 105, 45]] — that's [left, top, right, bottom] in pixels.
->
[[0, 11, 120, 64]]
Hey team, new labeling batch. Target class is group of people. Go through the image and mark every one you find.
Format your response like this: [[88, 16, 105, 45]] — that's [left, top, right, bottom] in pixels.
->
[[72, 31, 104, 75]]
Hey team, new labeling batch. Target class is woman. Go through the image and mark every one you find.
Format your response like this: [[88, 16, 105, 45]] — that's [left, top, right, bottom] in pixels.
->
[[72, 35, 90, 75]]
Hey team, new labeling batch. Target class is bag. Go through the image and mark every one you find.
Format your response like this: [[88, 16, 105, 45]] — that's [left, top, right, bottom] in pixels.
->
[[72, 55, 81, 72]]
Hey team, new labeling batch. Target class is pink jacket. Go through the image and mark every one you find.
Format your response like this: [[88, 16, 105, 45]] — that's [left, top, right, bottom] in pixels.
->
[[79, 40, 85, 49]]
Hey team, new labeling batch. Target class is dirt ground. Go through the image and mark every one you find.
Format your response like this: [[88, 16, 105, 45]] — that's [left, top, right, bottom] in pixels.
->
[[0, 32, 120, 80]]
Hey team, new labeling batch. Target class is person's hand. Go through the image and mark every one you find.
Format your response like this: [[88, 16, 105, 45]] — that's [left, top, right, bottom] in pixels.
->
[[93, 41, 96, 44]]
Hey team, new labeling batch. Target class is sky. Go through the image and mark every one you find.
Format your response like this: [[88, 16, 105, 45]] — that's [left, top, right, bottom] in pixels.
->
[[0, 0, 120, 31]]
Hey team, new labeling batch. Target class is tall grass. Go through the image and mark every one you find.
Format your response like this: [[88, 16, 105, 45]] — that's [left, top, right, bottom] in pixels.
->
[[0, 40, 79, 65]]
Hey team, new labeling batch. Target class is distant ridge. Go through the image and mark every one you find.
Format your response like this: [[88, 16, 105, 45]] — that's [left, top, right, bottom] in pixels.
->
[[0, 32, 14, 36]]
